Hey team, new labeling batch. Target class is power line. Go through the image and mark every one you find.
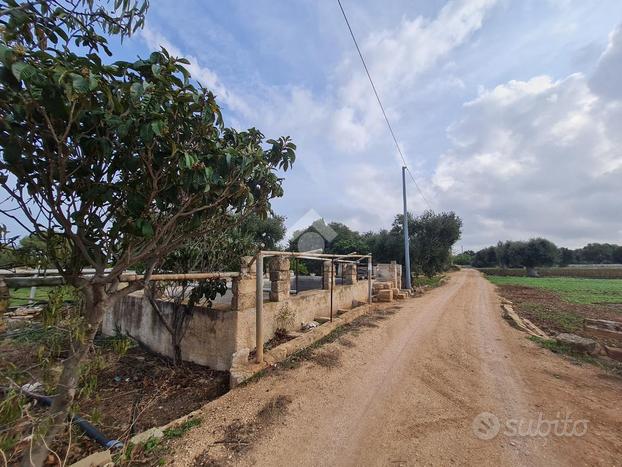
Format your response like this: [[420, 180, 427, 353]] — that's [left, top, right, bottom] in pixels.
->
[[336, 0, 432, 210]]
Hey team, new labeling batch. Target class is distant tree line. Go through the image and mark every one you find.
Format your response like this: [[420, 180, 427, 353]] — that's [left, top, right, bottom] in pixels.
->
[[456, 240, 622, 275], [289, 210, 462, 278]]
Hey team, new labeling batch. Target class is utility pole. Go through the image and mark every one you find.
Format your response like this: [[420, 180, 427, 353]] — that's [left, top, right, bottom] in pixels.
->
[[402, 166, 412, 289]]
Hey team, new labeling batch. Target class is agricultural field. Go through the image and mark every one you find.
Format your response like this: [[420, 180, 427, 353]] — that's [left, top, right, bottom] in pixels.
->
[[486, 276, 622, 305], [478, 267, 622, 279], [486, 274, 622, 338]]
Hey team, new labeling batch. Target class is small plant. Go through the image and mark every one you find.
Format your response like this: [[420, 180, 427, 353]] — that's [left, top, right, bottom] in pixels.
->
[[41, 286, 76, 326], [111, 335, 135, 357], [143, 436, 161, 454], [276, 303, 295, 330], [0, 389, 27, 455], [78, 353, 107, 400], [163, 418, 202, 439]]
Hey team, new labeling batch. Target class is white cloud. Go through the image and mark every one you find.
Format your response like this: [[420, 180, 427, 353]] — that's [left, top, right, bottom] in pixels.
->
[[140, 25, 251, 116], [334, 0, 498, 154], [432, 28, 622, 248], [590, 24, 622, 100], [133, 2, 622, 251]]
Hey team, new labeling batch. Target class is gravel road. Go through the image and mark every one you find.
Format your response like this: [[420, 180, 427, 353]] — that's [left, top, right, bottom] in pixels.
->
[[170, 269, 622, 466]]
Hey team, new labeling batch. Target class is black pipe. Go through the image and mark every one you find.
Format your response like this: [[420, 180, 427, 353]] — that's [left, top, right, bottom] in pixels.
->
[[21, 389, 123, 449]]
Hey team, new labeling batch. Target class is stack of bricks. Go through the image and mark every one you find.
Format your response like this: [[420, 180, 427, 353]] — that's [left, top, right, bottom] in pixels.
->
[[269, 257, 290, 302], [231, 256, 256, 311], [322, 260, 335, 290], [343, 263, 357, 285]]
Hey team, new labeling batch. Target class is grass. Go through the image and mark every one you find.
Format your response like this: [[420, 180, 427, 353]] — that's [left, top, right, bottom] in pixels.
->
[[486, 276, 622, 305], [529, 336, 622, 376], [8, 286, 55, 307], [8, 286, 74, 307], [412, 275, 445, 288], [520, 302, 584, 333]]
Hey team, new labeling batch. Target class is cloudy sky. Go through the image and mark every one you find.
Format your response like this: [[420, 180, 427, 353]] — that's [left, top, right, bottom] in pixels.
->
[[67, 1, 622, 249]]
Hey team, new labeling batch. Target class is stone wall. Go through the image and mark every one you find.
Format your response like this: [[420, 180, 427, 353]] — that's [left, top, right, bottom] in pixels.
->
[[103, 260, 370, 371]]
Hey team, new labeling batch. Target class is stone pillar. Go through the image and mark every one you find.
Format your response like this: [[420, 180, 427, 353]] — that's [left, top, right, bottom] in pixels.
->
[[322, 260, 334, 290], [231, 256, 256, 311], [343, 263, 357, 285], [389, 261, 400, 289], [269, 257, 290, 302]]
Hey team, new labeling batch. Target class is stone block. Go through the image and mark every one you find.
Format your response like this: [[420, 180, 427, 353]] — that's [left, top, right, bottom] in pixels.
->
[[342, 264, 357, 285], [232, 277, 256, 295], [271, 281, 290, 293], [372, 281, 392, 291], [270, 256, 290, 271], [232, 293, 255, 311], [377, 289, 393, 302], [269, 290, 289, 302], [395, 292, 406, 300], [556, 333, 597, 354], [270, 270, 290, 281]]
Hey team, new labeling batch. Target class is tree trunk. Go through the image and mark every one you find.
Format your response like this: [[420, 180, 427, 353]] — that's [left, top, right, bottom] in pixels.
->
[[22, 284, 111, 467]]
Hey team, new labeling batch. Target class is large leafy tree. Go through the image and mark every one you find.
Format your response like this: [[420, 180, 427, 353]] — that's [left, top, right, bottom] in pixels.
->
[[0, 1, 295, 464], [394, 211, 462, 277]]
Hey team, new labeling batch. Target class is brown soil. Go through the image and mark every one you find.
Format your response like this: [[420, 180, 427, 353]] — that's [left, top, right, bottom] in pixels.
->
[[166, 270, 622, 466], [248, 329, 295, 361], [0, 337, 228, 465], [497, 284, 622, 339]]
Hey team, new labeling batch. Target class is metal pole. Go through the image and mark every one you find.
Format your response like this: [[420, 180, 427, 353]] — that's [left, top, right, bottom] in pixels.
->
[[255, 253, 264, 364], [330, 259, 334, 322], [402, 166, 412, 289], [367, 256, 372, 304]]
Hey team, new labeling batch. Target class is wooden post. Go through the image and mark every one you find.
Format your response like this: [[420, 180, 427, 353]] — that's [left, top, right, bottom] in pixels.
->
[[255, 253, 264, 364]]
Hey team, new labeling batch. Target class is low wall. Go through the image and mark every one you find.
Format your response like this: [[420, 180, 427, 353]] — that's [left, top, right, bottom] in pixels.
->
[[235, 280, 369, 352], [102, 295, 238, 371], [102, 280, 370, 371]]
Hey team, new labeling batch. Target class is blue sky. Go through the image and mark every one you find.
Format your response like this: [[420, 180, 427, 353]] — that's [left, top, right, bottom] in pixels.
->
[[8, 0, 622, 250]]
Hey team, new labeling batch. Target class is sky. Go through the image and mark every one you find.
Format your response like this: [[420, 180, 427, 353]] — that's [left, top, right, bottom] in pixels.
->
[[7, 0, 622, 251]]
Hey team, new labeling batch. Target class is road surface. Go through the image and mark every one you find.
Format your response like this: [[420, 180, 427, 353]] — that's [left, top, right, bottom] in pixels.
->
[[170, 269, 622, 466]]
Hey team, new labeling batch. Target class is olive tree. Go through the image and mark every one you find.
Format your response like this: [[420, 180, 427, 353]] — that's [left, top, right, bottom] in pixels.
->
[[0, 1, 295, 464]]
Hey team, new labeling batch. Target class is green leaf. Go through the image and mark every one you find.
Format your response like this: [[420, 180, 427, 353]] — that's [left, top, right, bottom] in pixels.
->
[[88, 75, 99, 90], [71, 74, 90, 93], [11, 62, 35, 82], [140, 221, 154, 238], [0, 44, 13, 66], [130, 82, 143, 98], [151, 120, 164, 136]]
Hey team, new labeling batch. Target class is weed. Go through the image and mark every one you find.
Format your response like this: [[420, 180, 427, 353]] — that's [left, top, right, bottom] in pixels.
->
[[163, 418, 202, 439], [143, 436, 161, 454], [275, 303, 295, 330], [527, 336, 622, 376], [412, 275, 445, 288]]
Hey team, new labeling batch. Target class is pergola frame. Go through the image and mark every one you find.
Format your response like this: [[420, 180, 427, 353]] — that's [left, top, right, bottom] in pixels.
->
[[254, 250, 372, 363]]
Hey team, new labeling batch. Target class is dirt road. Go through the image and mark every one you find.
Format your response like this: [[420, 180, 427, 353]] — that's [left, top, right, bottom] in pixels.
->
[[170, 269, 622, 466]]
